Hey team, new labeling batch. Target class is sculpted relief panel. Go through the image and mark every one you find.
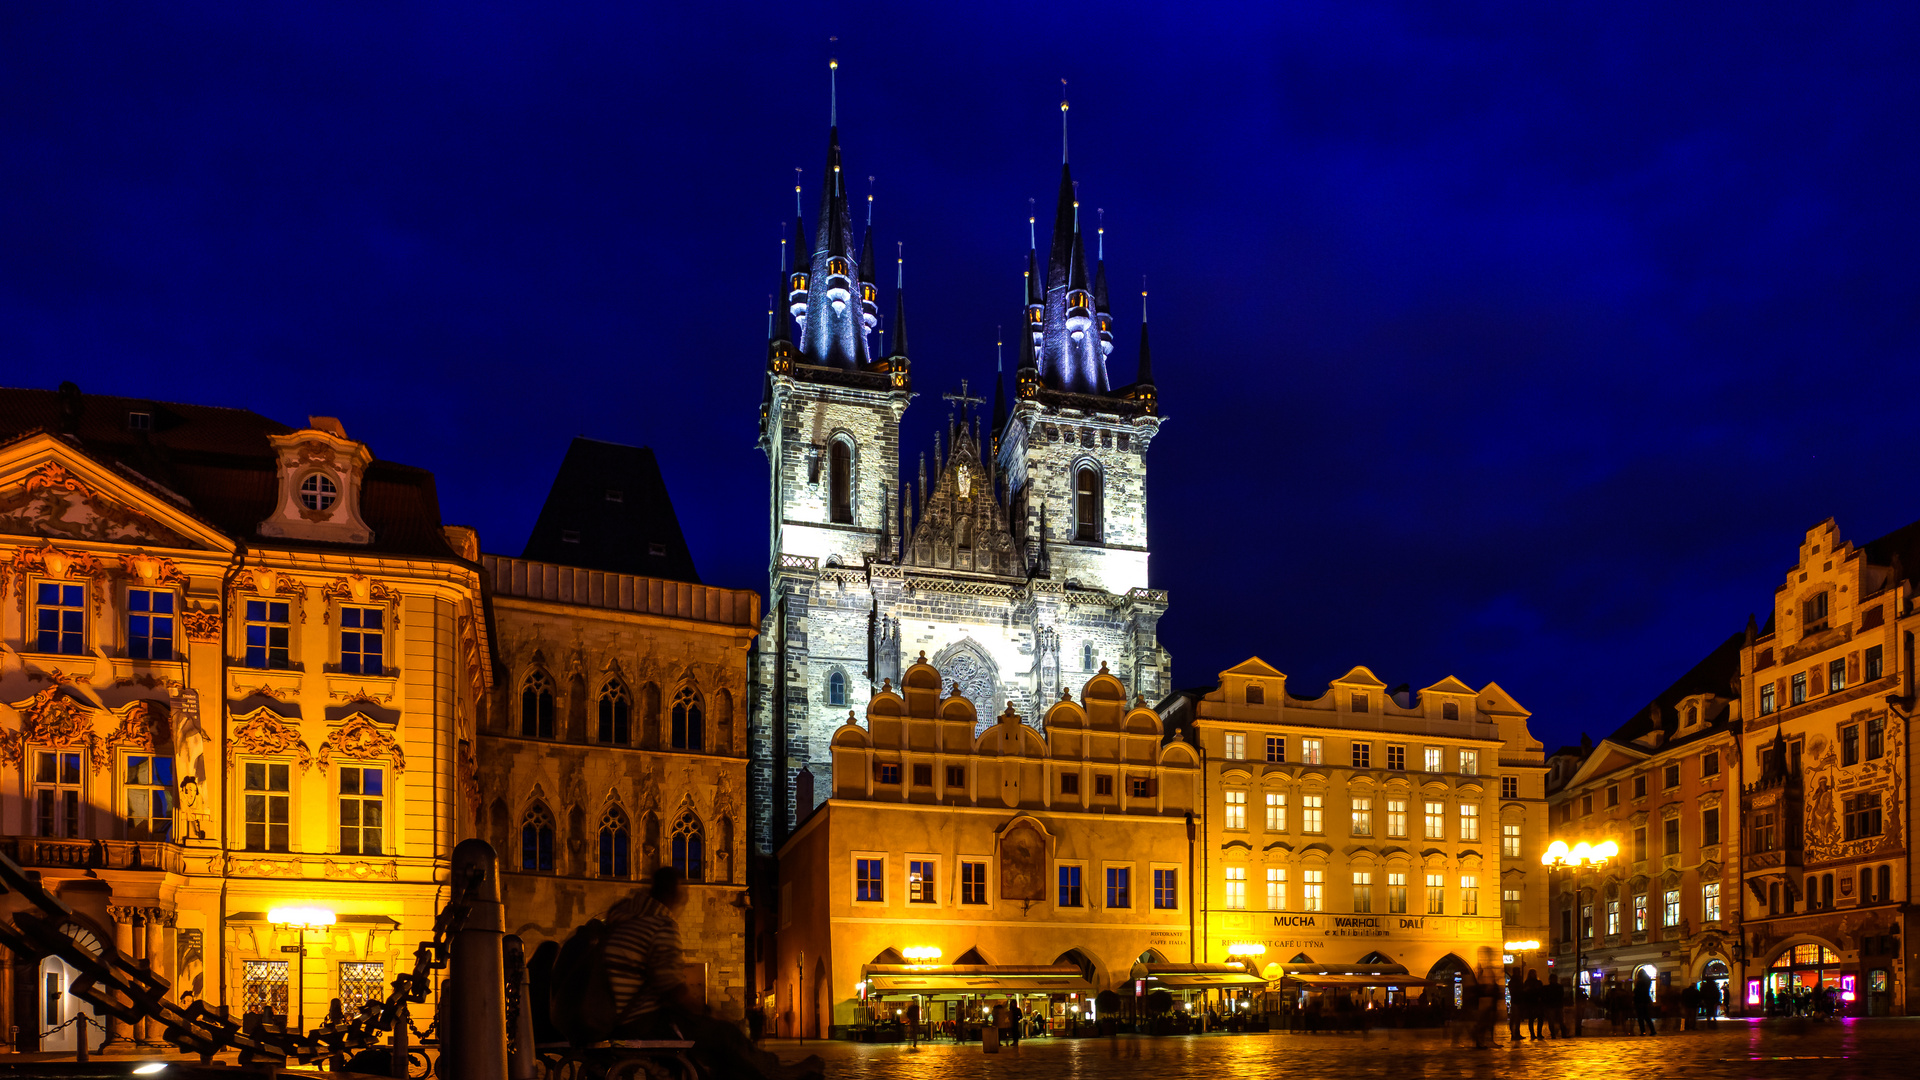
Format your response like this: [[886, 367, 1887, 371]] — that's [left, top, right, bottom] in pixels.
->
[[0, 462, 195, 547]]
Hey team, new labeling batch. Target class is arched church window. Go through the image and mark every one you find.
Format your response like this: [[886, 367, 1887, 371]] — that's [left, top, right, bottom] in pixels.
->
[[598, 680, 631, 744], [1074, 466, 1101, 542], [598, 805, 631, 878], [827, 670, 848, 707], [671, 687, 704, 751], [520, 801, 555, 873], [1082, 643, 1096, 671], [521, 671, 555, 739], [672, 811, 705, 882], [829, 440, 853, 524]]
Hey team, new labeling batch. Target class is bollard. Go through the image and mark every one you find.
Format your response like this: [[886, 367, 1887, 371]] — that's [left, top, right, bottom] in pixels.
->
[[443, 839, 509, 1080], [390, 1002, 410, 1080], [503, 935, 536, 1080]]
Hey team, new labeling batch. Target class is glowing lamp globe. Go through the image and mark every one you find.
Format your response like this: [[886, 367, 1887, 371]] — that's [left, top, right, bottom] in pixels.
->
[[1569, 842, 1593, 863], [1594, 840, 1620, 861]]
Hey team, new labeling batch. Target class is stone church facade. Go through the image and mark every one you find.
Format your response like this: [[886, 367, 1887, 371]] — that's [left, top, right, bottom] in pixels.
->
[[751, 119, 1170, 853]]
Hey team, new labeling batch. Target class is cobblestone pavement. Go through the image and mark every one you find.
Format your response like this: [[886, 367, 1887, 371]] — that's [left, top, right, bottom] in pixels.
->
[[768, 1018, 1920, 1079]]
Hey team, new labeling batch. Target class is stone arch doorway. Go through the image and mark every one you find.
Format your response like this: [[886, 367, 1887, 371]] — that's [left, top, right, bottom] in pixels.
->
[[1427, 953, 1472, 1008]]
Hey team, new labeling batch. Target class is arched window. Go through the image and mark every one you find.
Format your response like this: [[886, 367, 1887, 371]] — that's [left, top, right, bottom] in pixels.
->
[[1082, 643, 1096, 670], [598, 680, 631, 745], [1073, 465, 1101, 542], [671, 687, 704, 751], [598, 805, 631, 878], [829, 440, 853, 524], [672, 811, 705, 882], [827, 670, 848, 707], [521, 671, 555, 739], [520, 801, 555, 873]]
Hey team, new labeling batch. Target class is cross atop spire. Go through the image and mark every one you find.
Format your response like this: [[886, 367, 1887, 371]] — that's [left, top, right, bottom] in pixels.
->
[[943, 379, 986, 413]]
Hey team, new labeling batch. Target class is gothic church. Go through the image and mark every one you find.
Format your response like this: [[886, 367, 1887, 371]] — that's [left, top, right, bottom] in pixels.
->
[[752, 115, 1169, 851]]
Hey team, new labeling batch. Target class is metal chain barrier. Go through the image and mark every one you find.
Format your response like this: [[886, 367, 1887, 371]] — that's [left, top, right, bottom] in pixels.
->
[[0, 849, 484, 1066]]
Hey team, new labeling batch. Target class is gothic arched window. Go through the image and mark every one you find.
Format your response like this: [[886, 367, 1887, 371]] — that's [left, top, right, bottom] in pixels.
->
[[520, 801, 555, 873], [672, 811, 705, 882], [521, 671, 555, 739], [671, 687, 704, 751], [829, 439, 854, 524], [827, 670, 848, 707], [598, 680, 631, 745], [1082, 642, 1096, 671], [1074, 465, 1101, 542], [598, 805, 631, 878]]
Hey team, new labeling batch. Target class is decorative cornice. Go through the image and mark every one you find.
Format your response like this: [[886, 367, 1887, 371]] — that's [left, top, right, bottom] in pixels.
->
[[319, 574, 397, 605], [118, 550, 189, 589], [316, 713, 405, 773], [27, 461, 92, 498], [182, 608, 222, 642], [103, 699, 171, 758], [227, 707, 312, 770]]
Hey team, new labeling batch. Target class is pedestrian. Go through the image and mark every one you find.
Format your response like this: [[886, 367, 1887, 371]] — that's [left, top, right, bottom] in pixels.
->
[[1702, 979, 1720, 1027], [1008, 999, 1023, 1047], [1523, 970, 1544, 1039], [906, 999, 920, 1050], [1680, 983, 1699, 1031], [1544, 974, 1566, 1038], [1632, 969, 1657, 1036], [991, 1001, 1009, 1049], [1507, 969, 1524, 1042]]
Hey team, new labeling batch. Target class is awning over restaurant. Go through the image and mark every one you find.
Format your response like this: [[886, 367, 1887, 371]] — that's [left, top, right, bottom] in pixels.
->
[[1128, 963, 1269, 990], [860, 963, 1095, 995], [1268, 962, 1433, 989]]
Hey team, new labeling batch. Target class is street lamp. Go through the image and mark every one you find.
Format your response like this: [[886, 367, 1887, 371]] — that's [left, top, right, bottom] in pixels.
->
[[267, 907, 335, 1034], [1540, 840, 1616, 1038]]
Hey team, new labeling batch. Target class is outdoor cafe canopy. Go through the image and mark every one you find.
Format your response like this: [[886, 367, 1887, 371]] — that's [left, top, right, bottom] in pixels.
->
[[859, 963, 1096, 997]]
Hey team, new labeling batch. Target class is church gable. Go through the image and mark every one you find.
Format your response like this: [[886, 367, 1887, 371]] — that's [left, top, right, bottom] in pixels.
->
[[0, 438, 225, 550], [903, 421, 1021, 577]]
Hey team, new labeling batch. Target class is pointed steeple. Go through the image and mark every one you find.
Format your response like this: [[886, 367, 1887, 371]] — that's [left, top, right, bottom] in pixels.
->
[[797, 121, 871, 369], [991, 333, 1009, 452], [888, 245, 910, 362]]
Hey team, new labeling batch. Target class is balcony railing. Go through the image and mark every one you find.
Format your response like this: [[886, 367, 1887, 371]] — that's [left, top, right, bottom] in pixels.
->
[[2, 837, 187, 874], [1743, 849, 1802, 873]]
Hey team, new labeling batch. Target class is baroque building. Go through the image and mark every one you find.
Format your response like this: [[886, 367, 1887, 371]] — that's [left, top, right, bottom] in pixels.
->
[[474, 438, 760, 1021], [753, 114, 1169, 855], [0, 385, 489, 1051]]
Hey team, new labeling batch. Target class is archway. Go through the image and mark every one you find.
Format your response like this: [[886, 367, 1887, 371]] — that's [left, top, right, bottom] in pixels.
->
[[1137, 948, 1168, 964], [1699, 958, 1730, 1018], [1765, 942, 1841, 1012], [1427, 954, 1472, 1008], [1358, 951, 1395, 966]]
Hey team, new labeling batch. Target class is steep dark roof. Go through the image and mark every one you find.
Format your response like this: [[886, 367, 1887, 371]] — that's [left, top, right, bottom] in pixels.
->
[[519, 437, 699, 582], [0, 383, 458, 558], [1600, 628, 1746, 750]]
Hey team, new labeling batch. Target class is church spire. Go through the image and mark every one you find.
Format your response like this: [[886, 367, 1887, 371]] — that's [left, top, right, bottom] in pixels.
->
[[888, 244, 910, 363], [796, 69, 872, 369]]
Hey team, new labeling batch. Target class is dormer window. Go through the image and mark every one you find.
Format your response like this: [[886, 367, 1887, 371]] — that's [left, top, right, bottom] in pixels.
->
[[1246, 682, 1265, 705], [259, 422, 374, 545], [605, 489, 623, 503], [127, 411, 152, 431], [300, 473, 338, 512], [1803, 592, 1830, 632]]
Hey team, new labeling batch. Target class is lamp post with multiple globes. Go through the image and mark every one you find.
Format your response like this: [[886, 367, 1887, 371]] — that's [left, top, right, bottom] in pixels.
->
[[1540, 839, 1617, 1038]]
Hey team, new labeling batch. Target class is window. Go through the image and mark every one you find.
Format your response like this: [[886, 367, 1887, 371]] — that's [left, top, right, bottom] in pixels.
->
[[597, 806, 630, 878], [1153, 868, 1178, 909], [1062, 773, 1081, 796], [300, 473, 338, 511], [876, 762, 900, 785], [1503, 888, 1521, 924], [127, 410, 152, 431], [1760, 683, 1776, 715], [1246, 682, 1265, 705], [827, 670, 847, 707], [123, 755, 173, 841], [594, 680, 631, 744], [1082, 643, 1095, 670], [961, 861, 987, 904], [1350, 692, 1369, 713], [1791, 672, 1807, 705], [913, 764, 933, 787], [1663, 763, 1680, 789], [1703, 881, 1721, 923], [1752, 810, 1775, 852], [1265, 736, 1285, 763], [1426, 873, 1444, 914], [1267, 868, 1287, 910], [339, 607, 384, 675], [670, 687, 704, 750], [1424, 746, 1443, 773], [33, 750, 83, 837], [1866, 645, 1884, 681], [1845, 792, 1884, 840], [1829, 658, 1847, 693], [1663, 889, 1680, 927], [1633, 893, 1647, 932], [1878, 864, 1891, 903], [1266, 792, 1287, 831], [243, 761, 291, 851], [1351, 797, 1372, 836], [339, 962, 385, 1010], [1302, 794, 1323, 833], [1386, 745, 1405, 771], [1501, 776, 1518, 800], [1502, 823, 1522, 859], [244, 599, 290, 669], [1388, 872, 1407, 914], [520, 801, 554, 872], [1224, 866, 1246, 909], [1224, 732, 1246, 760], [1842, 724, 1860, 766], [1803, 590, 1829, 628], [829, 440, 853, 524], [1302, 869, 1323, 911], [1424, 801, 1444, 839], [1224, 790, 1246, 829], [908, 859, 935, 903], [1058, 864, 1084, 907], [671, 812, 704, 881], [1459, 750, 1478, 776], [520, 671, 555, 738], [1106, 866, 1131, 908], [1351, 742, 1371, 768], [1073, 466, 1101, 541], [1352, 871, 1373, 912], [1702, 751, 1719, 777], [244, 960, 289, 1018], [1868, 716, 1885, 760], [1580, 902, 1594, 938], [950, 765, 969, 789], [1606, 784, 1619, 807], [1443, 701, 1460, 720], [1633, 825, 1647, 862], [856, 858, 884, 902], [1459, 803, 1479, 841], [126, 588, 175, 661], [1386, 799, 1407, 838], [1606, 898, 1621, 936], [1702, 807, 1720, 847], [1664, 816, 1681, 856], [1129, 777, 1152, 798], [1633, 775, 1647, 799], [338, 766, 384, 855], [1093, 773, 1111, 796], [1301, 738, 1323, 765], [560, 530, 580, 544], [1581, 794, 1593, 816]]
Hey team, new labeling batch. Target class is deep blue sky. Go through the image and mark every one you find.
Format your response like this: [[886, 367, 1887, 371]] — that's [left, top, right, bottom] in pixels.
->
[[5, 4, 1918, 750]]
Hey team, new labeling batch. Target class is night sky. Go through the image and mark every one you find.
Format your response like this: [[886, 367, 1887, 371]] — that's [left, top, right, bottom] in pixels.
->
[[5, 4, 1918, 751]]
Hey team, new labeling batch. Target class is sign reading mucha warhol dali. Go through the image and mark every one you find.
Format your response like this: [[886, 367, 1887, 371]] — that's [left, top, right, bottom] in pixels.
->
[[1243, 914, 1502, 951]]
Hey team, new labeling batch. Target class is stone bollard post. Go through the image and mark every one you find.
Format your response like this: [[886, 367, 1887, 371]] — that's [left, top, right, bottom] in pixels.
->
[[443, 839, 508, 1080]]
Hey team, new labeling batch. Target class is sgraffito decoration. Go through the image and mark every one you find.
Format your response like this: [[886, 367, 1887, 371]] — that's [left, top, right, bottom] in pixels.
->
[[227, 707, 313, 770], [316, 713, 405, 774], [0, 461, 195, 549]]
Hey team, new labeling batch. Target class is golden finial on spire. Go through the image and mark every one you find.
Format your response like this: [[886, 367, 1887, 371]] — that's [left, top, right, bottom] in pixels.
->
[[1060, 79, 1070, 162]]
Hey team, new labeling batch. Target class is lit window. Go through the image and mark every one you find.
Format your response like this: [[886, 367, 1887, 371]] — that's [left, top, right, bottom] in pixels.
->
[[1302, 869, 1323, 912], [1266, 792, 1287, 831], [300, 473, 338, 511], [909, 860, 936, 904], [245, 600, 291, 669], [339, 962, 384, 1010], [1607, 898, 1621, 936], [1424, 746, 1443, 773], [339, 607, 384, 675], [1351, 797, 1372, 836], [244, 960, 289, 1019], [1460, 875, 1479, 916], [35, 583, 86, 655], [1301, 738, 1323, 765], [1760, 683, 1776, 714], [1791, 672, 1807, 705], [1058, 864, 1084, 907], [1459, 803, 1479, 841], [1829, 658, 1847, 693], [1224, 732, 1246, 760], [1502, 823, 1522, 859], [1459, 750, 1478, 776], [1503, 888, 1521, 924], [961, 861, 987, 904], [1387, 799, 1407, 838], [1388, 872, 1407, 913], [1267, 868, 1286, 910], [124, 755, 173, 841], [1424, 801, 1445, 840], [1703, 882, 1721, 923], [1106, 866, 1131, 908], [244, 761, 291, 852], [856, 858, 884, 902], [1426, 873, 1444, 914], [1224, 866, 1246, 910], [1224, 790, 1246, 829], [127, 588, 175, 661], [1153, 868, 1178, 909], [1351, 742, 1371, 768], [33, 750, 83, 837], [339, 766, 383, 855], [1352, 871, 1373, 913], [1663, 889, 1680, 926], [1302, 794, 1323, 833], [1633, 893, 1648, 932]]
